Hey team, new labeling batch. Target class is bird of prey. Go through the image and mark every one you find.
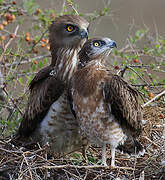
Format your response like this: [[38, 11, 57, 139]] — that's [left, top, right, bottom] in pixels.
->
[[13, 15, 89, 155], [70, 37, 144, 167]]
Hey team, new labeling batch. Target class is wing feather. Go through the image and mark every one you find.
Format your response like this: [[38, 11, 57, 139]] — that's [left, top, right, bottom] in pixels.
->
[[18, 65, 65, 136], [104, 74, 143, 137], [67, 80, 76, 118]]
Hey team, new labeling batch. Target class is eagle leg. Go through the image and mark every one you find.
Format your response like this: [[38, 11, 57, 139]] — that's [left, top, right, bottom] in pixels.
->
[[110, 146, 116, 167], [101, 144, 108, 166]]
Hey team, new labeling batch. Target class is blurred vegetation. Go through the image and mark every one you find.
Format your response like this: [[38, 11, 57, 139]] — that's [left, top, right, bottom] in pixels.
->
[[0, 0, 164, 137]]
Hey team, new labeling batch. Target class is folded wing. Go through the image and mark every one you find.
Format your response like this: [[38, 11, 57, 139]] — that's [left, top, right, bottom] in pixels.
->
[[18, 65, 65, 136], [104, 74, 143, 137]]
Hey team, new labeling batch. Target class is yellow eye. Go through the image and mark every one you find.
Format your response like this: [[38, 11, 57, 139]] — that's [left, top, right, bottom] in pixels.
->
[[66, 25, 74, 32], [93, 41, 100, 47]]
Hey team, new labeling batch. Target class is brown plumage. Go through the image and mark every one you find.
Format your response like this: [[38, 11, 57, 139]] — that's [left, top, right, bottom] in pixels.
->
[[70, 38, 144, 167], [12, 15, 89, 154]]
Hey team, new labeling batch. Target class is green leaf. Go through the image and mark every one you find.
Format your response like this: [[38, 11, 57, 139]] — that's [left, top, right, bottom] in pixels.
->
[[32, 64, 36, 71], [88, 156, 97, 164], [114, 49, 118, 55], [0, 119, 5, 125], [130, 36, 135, 44], [73, 152, 82, 160], [18, 77, 23, 84], [155, 44, 160, 49], [23, 0, 39, 15], [38, 61, 43, 68], [104, 7, 109, 13], [150, 63, 155, 69], [26, 74, 34, 85], [120, 52, 124, 58], [43, 58, 48, 64]]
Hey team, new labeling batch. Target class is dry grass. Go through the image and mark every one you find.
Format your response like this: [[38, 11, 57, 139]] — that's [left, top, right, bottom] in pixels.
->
[[0, 104, 165, 180]]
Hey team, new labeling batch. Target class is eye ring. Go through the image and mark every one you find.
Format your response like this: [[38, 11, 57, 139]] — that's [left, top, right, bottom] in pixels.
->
[[66, 25, 74, 32], [93, 41, 100, 47]]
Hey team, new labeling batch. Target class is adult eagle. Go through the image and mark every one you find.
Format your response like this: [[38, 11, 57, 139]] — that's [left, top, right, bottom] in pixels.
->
[[70, 38, 144, 167], [13, 15, 89, 154]]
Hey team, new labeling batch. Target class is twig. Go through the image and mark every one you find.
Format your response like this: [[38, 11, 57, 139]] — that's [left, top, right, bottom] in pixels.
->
[[0, 26, 19, 107], [0, 54, 51, 67], [0, 25, 19, 62], [67, 1, 79, 15], [139, 170, 145, 180], [0, 68, 6, 102], [37, 164, 135, 170], [141, 136, 159, 147], [3, 87, 23, 115], [93, 172, 108, 180], [0, 166, 16, 172], [63, 168, 83, 180], [119, 65, 150, 86], [0, 156, 21, 167], [128, 65, 150, 68], [119, 66, 128, 77], [131, 83, 165, 87], [142, 90, 165, 107], [0, 147, 20, 156], [28, 29, 49, 53], [41, 165, 105, 169], [2, 28, 22, 38], [61, 0, 66, 15], [22, 152, 33, 180]]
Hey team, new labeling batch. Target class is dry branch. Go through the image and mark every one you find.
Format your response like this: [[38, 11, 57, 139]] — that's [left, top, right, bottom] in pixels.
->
[[37, 164, 135, 171], [0, 54, 51, 67], [0, 25, 19, 62], [142, 90, 165, 107]]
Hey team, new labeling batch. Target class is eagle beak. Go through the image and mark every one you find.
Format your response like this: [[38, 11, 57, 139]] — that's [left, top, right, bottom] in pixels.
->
[[80, 30, 88, 39], [107, 40, 117, 48], [108, 40, 117, 48]]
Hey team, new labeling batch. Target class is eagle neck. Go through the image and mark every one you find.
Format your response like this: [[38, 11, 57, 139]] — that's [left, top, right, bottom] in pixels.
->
[[51, 46, 81, 82], [85, 58, 106, 68]]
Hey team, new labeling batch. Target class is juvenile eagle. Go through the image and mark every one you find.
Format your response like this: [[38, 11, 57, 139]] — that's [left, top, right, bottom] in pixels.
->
[[13, 15, 89, 154], [70, 38, 144, 167]]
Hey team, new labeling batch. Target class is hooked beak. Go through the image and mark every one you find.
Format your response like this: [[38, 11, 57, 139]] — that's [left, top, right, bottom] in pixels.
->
[[80, 29, 88, 39], [107, 40, 117, 48]]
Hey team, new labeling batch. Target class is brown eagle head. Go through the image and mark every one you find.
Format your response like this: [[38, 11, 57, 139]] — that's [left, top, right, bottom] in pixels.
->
[[49, 15, 89, 50]]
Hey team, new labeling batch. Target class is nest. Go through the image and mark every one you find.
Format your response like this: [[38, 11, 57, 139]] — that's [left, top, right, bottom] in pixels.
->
[[0, 105, 165, 180]]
